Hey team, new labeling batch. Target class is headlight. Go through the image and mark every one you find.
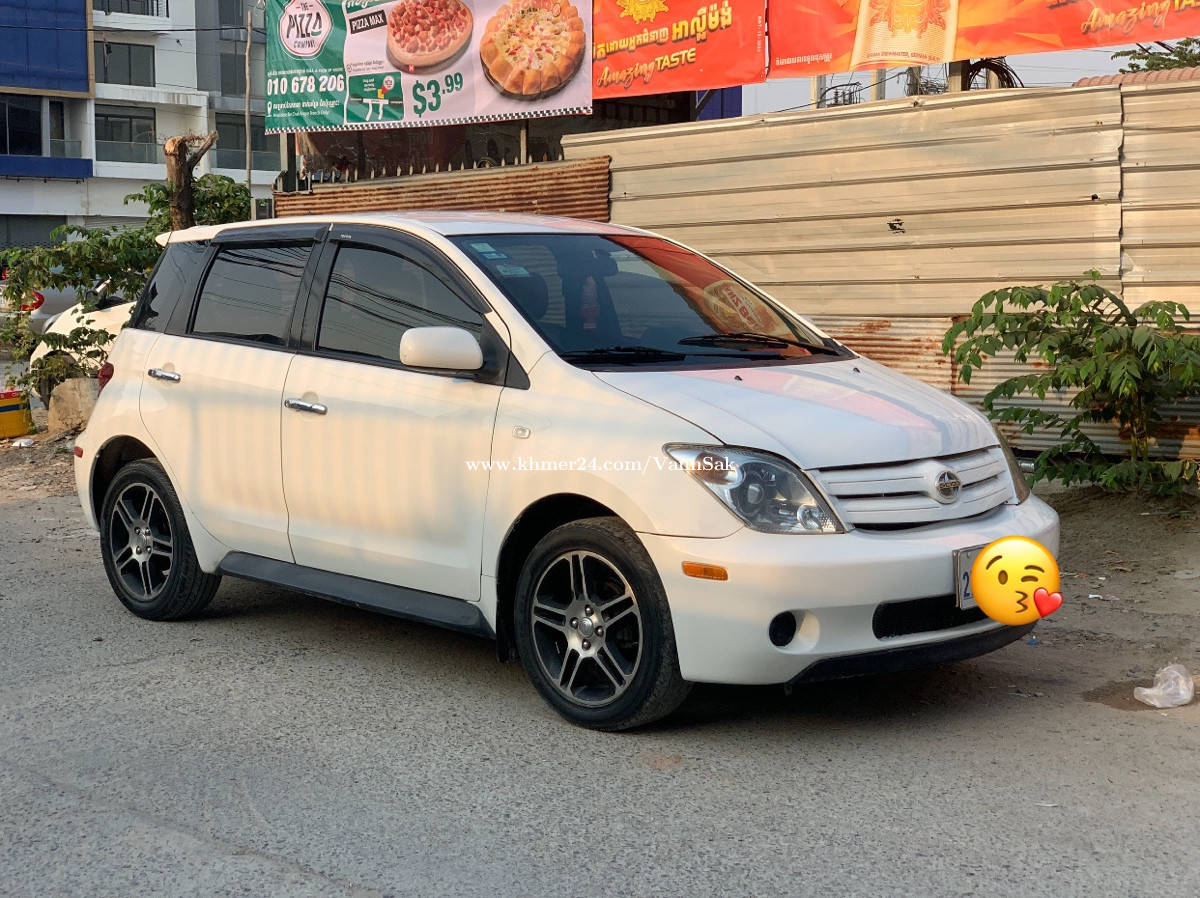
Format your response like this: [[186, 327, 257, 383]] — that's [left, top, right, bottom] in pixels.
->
[[994, 427, 1031, 503], [664, 445, 843, 534]]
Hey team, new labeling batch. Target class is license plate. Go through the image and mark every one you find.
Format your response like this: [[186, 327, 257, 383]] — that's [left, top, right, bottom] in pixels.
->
[[954, 544, 987, 610]]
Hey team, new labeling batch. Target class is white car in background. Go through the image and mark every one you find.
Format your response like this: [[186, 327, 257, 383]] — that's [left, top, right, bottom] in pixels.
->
[[28, 293, 133, 405], [0, 263, 92, 336], [74, 212, 1059, 730]]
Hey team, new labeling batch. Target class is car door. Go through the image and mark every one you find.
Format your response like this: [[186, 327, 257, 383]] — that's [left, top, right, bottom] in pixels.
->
[[139, 230, 322, 562], [280, 228, 505, 601]]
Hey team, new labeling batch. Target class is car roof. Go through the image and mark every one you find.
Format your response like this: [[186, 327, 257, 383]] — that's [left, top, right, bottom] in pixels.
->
[[163, 212, 640, 245]]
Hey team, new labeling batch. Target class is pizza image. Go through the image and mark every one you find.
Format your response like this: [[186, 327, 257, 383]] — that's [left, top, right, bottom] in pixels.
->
[[479, 0, 586, 99], [386, 0, 474, 73]]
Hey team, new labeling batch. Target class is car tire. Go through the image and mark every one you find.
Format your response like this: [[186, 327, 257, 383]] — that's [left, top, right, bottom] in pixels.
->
[[100, 460, 221, 621], [514, 517, 691, 730]]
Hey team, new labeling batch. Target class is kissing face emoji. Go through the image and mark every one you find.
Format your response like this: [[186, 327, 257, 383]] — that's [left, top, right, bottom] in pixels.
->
[[970, 537, 1062, 626]]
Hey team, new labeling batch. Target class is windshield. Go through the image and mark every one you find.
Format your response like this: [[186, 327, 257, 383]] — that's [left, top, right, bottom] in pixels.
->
[[451, 233, 849, 368]]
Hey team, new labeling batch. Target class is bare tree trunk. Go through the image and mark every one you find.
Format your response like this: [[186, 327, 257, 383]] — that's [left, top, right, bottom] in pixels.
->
[[163, 132, 220, 231]]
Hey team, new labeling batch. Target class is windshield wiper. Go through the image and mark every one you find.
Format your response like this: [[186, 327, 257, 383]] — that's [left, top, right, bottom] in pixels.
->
[[560, 346, 688, 363], [678, 332, 842, 355]]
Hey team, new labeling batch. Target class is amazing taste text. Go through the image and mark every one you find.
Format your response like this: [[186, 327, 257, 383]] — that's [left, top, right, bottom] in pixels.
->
[[594, 1, 736, 89]]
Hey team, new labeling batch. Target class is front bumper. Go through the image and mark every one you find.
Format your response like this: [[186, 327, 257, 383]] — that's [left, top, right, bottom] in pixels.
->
[[640, 495, 1058, 685]]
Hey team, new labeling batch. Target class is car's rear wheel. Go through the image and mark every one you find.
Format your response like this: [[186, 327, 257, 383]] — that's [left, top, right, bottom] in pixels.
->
[[514, 517, 690, 730], [100, 460, 220, 621]]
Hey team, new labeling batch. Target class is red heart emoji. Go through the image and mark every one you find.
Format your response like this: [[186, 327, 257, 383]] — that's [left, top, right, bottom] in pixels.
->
[[1033, 587, 1063, 618]]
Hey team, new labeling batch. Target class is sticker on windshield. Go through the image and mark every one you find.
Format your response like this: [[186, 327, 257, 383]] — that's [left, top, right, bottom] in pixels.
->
[[469, 242, 497, 253], [496, 264, 529, 277], [701, 279, 785, 335]]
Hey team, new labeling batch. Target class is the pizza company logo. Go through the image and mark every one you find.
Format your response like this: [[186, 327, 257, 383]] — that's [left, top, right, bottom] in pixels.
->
[[280, 0, 329, 58], [616, 0, 670, 24]]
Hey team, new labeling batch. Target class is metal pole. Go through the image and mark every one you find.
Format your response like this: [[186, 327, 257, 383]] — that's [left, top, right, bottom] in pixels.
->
[[907, 66, 921, 95], [811, 74, 827, 108], [245, 5, 253, 217], [947, 60, 968, 92], [872, 69, 887, 102]]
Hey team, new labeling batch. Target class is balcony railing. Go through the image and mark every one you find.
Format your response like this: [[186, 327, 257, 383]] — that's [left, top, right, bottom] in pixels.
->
[[95, 140, 162, 164], [50, 140, 84, 159], [212, 148, 279, 171], [94, 0, 169, 15]]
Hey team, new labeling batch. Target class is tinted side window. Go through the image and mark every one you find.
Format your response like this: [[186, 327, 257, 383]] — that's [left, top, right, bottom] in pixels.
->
[[191, 243, 311, 346], [317, 246, 483, 363], [131, 241, 209, 332]]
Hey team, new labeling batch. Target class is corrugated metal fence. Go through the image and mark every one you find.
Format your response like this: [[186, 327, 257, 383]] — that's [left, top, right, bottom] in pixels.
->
[[274, 156, 611, 222]]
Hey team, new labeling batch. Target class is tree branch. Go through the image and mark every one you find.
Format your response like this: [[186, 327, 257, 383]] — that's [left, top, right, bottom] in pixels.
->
[[185, 131, 220, 174]]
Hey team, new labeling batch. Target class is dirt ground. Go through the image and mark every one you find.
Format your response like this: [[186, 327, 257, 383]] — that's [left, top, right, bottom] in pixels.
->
[[2, 412, 1198, 708]]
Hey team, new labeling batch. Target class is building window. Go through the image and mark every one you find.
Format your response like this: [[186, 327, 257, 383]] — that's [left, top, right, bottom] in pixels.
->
[[95, 104, 156, 143], [93, 0, 169, 15], [0, 94, 42, 157], [95, 104, 158, 163], [219, 0, 245, 28], [49, 102, 65, 142], [215, 114, 267, 153], [94, 41, 156, 87], [220, 52, 246, 96], [213, 114, 274, 169]]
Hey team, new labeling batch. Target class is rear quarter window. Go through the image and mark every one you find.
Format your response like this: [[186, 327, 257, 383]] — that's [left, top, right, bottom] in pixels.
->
[[130, 240, 209, 332], [190, 243, 312, 346]]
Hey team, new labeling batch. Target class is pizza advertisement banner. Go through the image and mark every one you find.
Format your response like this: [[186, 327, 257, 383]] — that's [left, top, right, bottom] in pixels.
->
[[770, 0, 1200, 78], [591, 0, 766, 99], [266, 0, 593, 132]]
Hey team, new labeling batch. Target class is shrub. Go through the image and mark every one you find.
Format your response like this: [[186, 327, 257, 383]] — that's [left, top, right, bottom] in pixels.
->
[[942, 276, 1200, 495]]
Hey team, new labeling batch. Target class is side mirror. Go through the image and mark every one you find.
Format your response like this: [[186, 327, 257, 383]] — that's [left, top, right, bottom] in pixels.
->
[[399, 326, 484, 371]]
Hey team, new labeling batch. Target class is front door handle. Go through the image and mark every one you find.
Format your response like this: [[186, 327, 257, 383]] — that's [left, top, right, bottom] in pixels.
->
[[284, 398, 328, 416], [148, 368, 181, 382]]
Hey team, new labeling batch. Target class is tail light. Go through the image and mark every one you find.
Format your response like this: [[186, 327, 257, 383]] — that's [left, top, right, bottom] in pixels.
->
[[97, 362, 115, 393], [19, 291, 45, 312]]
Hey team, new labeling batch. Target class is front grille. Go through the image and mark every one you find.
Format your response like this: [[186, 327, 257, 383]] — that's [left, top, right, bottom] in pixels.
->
[[815, 447, 1012, 528], [873, 594, 987, 639]]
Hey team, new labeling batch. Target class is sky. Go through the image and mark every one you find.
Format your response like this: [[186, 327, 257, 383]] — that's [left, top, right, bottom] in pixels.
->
[[741, 45, 1139, 114]]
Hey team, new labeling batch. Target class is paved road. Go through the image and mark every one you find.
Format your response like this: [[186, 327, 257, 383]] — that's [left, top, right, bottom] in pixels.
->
[[1, 493, 1198, 897]]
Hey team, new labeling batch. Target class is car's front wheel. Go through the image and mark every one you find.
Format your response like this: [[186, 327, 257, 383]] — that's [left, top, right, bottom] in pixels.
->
[[514, 517, 691, 730], [100, 460, 220, 621]]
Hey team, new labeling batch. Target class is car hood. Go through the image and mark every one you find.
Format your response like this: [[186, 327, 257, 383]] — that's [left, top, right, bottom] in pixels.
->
[[594, 358, 996, 469]]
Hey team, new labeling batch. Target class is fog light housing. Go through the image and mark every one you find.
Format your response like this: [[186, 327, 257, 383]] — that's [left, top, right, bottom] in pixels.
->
[[769, 612, 798, 647]]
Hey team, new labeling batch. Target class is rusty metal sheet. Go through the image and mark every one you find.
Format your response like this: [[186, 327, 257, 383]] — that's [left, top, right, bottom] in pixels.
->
[[814, 315, 1200, 461], [809, 315, 957, 392], [273, 157, 611, 221]]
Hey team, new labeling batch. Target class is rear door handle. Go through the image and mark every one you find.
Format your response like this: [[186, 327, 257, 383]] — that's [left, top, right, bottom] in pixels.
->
[[284, 398, 328, 416], [148, 368, 181, 382]]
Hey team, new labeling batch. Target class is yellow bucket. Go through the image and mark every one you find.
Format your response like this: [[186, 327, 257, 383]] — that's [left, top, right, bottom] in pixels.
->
[[0, 388, 33, 439]]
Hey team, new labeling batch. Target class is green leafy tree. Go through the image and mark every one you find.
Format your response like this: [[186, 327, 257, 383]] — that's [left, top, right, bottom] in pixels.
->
[[1112, 39, 1200, 73], [2, 174, 249, 397], [942, 276, 1200, 496]]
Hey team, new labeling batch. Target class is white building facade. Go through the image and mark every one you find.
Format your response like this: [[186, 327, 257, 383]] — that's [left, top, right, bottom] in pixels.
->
[[1, 0, 276, 255]]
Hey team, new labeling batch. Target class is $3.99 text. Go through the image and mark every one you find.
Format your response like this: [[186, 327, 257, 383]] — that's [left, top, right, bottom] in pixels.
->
[[411, 72, 465, 116]]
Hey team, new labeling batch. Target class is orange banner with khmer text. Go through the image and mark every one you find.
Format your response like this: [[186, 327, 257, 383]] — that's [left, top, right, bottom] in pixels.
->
[[591, 0, 767, 98], [770, 0, 1200, 78]]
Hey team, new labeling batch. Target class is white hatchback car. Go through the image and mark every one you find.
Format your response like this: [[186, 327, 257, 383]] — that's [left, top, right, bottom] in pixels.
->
[[75, 213, 1058, 729]]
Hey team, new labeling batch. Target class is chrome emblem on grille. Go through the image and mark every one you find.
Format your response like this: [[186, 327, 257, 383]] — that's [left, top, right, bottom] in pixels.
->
[[934, 470, 962, 503]]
